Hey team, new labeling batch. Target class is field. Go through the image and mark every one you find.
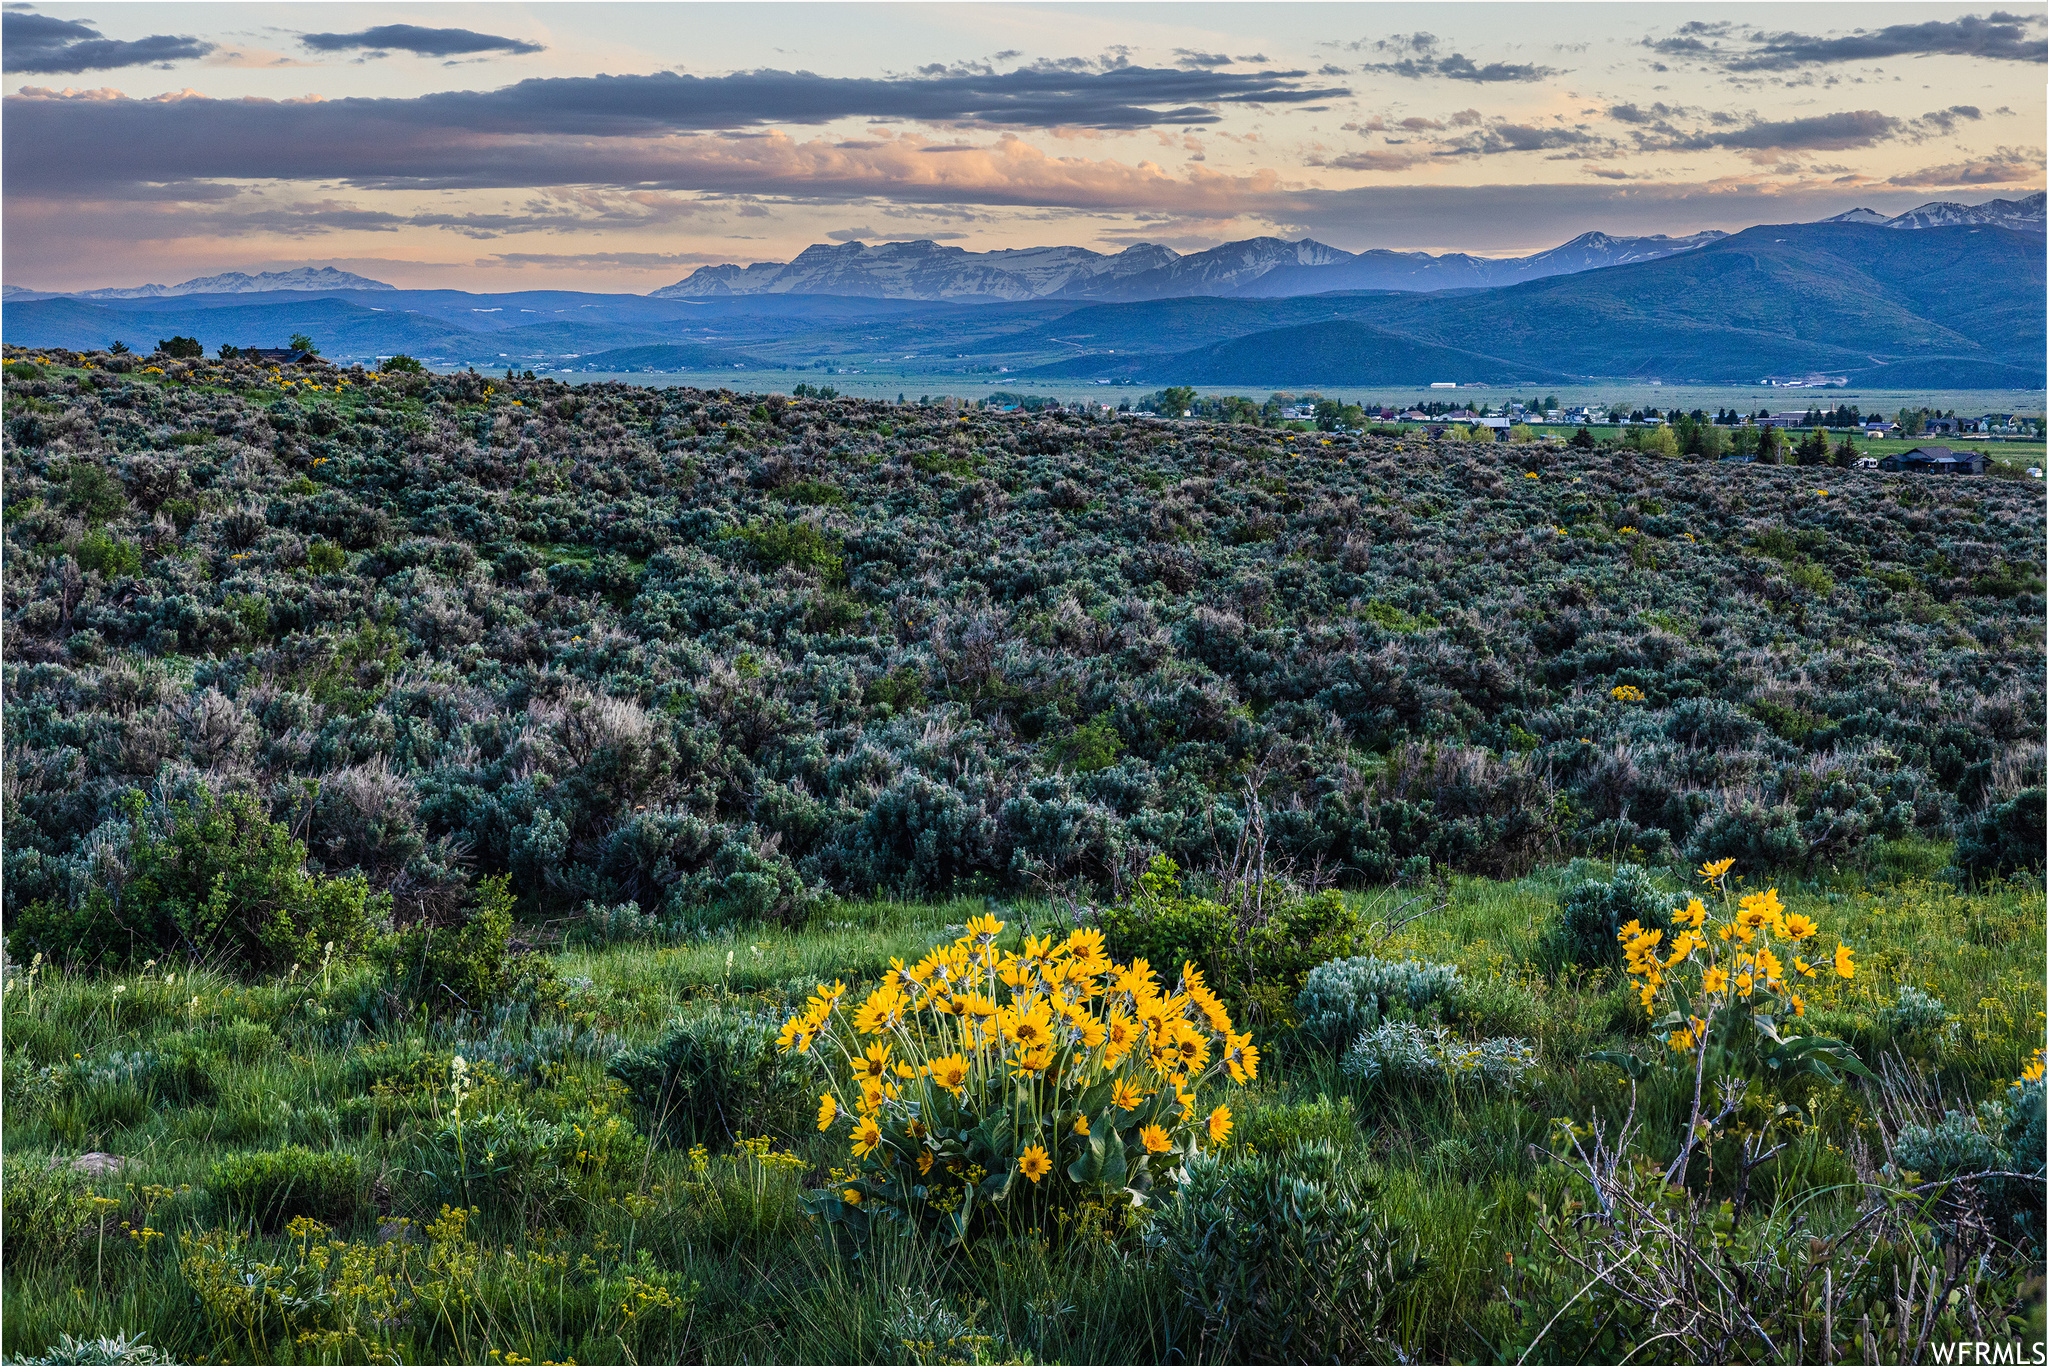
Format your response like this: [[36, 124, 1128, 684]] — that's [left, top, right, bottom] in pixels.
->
[[4, 864, 2043, 1364], [2, 346, 2044, 1363]]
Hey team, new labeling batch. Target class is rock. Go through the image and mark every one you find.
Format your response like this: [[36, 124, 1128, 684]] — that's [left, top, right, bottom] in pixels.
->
[[54, 1152, 128, 1177]]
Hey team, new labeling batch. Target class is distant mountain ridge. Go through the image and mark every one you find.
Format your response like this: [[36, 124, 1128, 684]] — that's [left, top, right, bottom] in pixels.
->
[[652, 228, 1732, 303], [1820, 191, 2043, 233], [70, 267, 395, 300]]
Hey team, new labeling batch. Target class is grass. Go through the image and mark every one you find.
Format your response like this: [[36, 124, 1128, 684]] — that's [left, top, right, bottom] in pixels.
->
[[3, 861, 2042, 1364]]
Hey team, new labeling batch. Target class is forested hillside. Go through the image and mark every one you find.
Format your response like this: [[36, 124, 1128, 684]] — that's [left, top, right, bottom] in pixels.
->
[[4, 346, 2043, 943]]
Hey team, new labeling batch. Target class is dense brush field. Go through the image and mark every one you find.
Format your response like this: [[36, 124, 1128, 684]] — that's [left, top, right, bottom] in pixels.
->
[[3, 348, 2043, 924], [2, 348, 2044, 1365]]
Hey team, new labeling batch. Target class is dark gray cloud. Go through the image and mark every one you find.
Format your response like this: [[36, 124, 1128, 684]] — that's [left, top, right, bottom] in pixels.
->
[[1173, 49, 1233, 68], [300, 24, 545, 58], [1624, 105, 1984, 155], [2, 11, 212, 72], [1442, 122, 1600, 155], [1650, 12, 2048, 71], [1345, 30, 1554, 82], [3, 66, 1352, 197], [1361, 51, 1556, 82]]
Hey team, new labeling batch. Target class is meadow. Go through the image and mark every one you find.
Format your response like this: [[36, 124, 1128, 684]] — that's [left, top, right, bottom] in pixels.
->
[[2, 345, 2043, 1363], [4, 859, 2042, 1365]]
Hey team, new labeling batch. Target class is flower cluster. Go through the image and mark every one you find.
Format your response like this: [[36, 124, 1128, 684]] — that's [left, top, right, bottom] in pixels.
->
[[1619, 861, 1856, 1058], [780, 915, 1255, 1244]]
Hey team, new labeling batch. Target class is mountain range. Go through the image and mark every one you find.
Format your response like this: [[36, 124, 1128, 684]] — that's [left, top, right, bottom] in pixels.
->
[[649, 229, 1732, 303], [2, 196, 2040, 389], [647, 193, 2042, 304], [1022, 220, 2044, 388], [4, 267, 394, 302]]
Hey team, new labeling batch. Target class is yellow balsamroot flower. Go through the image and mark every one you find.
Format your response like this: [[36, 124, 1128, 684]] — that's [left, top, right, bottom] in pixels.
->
[[1755, 947, 1784, 986], [1207, 1105, 1233, 1146], [817, 1093, 838, 1131], [1139, 1124, 1172, 1154], [1781, 912, 1818, 941], [1793, 956, 1818, 978], [842, 1187, 862, 1205], [1224, 1032, 1261, 1083], [1018, 1143, 1053, 1183], [1668, 1026, 1696, 1052], [928, 1054, 969, 1094], [1833, 943, 1856, 979], [1676, 898, 1707, 928], [1700, 965, 1729, 994], [1073, 1113, 1090, 1136], [1611, 684, 1646, 702], [1698, 857, 1736, 883], [964, 913, 1004, 945], [1111, 1078, 1148, 1111], [1525, 471, 1540, 478], [2016, 1049, 2044, 1087], [856, 1042, 893, 1082], [851, 1117, 883, 1157], [778, 1016, 815, 1053]]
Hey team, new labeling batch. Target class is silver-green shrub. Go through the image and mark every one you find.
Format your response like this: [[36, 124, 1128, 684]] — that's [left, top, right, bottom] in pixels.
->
[[1294, 955, 1461, 1050], [1878, 985, 1951, 1039], [1341, 1021, 1538, 1091]]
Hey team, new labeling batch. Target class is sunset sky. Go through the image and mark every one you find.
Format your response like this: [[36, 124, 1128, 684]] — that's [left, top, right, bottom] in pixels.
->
[[4, 2, 2042, 292]]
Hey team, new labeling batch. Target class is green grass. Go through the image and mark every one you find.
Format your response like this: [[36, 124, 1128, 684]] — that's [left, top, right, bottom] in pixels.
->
[[4, 865, 2041, 1364]]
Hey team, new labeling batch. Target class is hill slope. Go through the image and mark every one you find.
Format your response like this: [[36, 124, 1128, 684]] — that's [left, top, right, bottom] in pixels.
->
[[1029, 223, 2044, 386]]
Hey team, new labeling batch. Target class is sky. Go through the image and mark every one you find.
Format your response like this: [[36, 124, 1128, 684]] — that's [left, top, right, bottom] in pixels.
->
[[3, 1, 2042, 292]]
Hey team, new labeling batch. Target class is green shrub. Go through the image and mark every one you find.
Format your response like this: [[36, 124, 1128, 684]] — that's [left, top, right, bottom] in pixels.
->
[[606, 1009, 809, 1148], [63, 463, 127, 525], [1294, 955, 1462, 1051], [208, 1145, 363, 1230], [729, 518, 843, 581], [1148, 1142, 1424, 1365], [380, 874, 537, 1015], [379, 354, 424, 373], [306, 539, 347, 573], [1546, 863, 1676, 969], [9, 788, 382, 974], [1360, 600, 1437, 634], [1954, 788, 2046, 882], [1044, 716, 1123, 774], [1235, 1093, 1359, 1157], [1095, 857, 1359, 1025], [75, 530, 142, 578]]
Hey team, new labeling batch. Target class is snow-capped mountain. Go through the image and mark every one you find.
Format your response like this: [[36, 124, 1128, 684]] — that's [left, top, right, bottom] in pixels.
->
[[652, 240, 1181, 302], [1820, 193, 2043, 233], [654, 229, 1733, 304], [73, 267, 395, 300], [1073, 236, 1353, 300]]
